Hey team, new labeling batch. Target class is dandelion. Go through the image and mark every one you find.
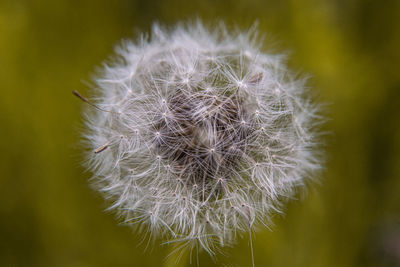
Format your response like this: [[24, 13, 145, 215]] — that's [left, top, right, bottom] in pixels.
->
[[79, 21, 322, 258]]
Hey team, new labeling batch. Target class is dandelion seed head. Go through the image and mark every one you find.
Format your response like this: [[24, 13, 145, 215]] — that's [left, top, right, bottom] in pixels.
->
[[82, 21, 322, 254]]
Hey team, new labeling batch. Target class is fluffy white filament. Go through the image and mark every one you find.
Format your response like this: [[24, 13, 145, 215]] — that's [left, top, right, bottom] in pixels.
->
[[82, 22, 321, 255]]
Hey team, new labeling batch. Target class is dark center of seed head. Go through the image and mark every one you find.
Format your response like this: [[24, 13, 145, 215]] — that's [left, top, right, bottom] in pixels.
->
[[153, 90, 254, 187]]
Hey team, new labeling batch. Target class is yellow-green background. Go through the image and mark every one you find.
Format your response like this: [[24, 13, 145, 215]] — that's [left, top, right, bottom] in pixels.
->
[[1, 0, 400, 266]]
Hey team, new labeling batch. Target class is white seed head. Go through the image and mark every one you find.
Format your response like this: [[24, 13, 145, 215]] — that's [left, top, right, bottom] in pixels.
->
[[82, 22, 322, 254]]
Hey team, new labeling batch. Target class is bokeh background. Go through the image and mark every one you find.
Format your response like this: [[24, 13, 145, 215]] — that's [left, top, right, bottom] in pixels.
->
[[1, 0, 400, 266]]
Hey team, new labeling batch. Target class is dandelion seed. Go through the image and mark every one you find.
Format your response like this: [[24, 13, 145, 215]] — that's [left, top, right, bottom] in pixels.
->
[[80, 21, 323, 259]]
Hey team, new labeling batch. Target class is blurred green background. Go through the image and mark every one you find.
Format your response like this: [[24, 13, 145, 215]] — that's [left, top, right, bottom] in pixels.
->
[[1, 0, 400, 266]]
